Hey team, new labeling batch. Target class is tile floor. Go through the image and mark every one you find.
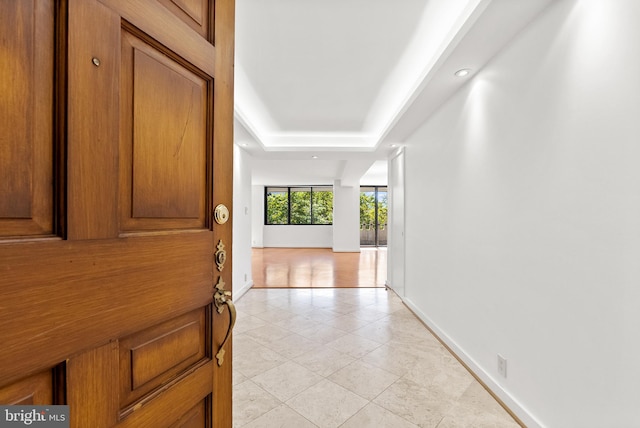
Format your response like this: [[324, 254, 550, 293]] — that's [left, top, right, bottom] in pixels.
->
[[233, 288, 521, 428]]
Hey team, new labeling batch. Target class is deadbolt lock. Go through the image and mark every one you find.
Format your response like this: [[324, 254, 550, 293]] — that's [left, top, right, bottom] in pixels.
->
[[214, 204, 230, 225]]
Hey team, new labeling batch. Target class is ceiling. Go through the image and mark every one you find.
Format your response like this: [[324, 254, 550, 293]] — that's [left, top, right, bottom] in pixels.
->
[[234, 0, 555, 186]]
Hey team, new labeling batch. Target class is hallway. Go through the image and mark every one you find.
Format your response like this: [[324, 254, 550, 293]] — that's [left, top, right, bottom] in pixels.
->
[[233, 287, 520, 427]]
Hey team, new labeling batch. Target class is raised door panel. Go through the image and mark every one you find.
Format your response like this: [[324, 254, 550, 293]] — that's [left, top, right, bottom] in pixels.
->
[[118, 309, 208, 408], [0, 0, 55, 238], [67, 317, 212, 427], [170, 401, 207, 428], [120, 28, 211, 233], [116, 363, 213, 427], [158, 0, 213, 40], [97, 0, 215, 77], [0, 371, 53, 405]]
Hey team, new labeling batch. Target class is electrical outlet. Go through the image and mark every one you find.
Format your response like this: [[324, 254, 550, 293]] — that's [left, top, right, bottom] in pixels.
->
[[497, 354, 507, 378]]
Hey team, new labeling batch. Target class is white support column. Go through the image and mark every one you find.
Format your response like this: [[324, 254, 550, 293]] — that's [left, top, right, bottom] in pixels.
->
[[332, 180, 361, 252]]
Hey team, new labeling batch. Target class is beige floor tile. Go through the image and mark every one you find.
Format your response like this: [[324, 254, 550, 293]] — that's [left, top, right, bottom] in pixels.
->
[[243, 324, 293, 348], [274, 314, 322, 333], [297, 323, 348, 344], [294, 346, 356, 377], [361, 343, 428, 377], [233, 370, 248, 386], [235, 301, 274, 316], [261, 332, 322, 359], [339, 294, 385, 308], [365, 298, 407, 314], [233, 334, 262, 355], [286, 379, 368, 428], [452, 381, 519, 424], [325, 333, 383, 358], [354, 317, 435, 345], [349, 307, 390, 323], [385, 310, 428, 325], [386, 323, 438, 343], [436, 408, 520, 428], [234, 313, 268, 334], [243, 405, 318, 428], [253, 289, 293, 301], [352, 319, 396, 343], [310, 299, 360, 315], [341, 403, 419, 428], [302, 308, 342, 324], [387, 334, 444, 355], [386, 306, 423, 320], [251, 361, 323, 402], [328, 360, 399, 401], [402, 349, 475, 400], [252, 307, 300, 324], [286, 303, 322, 316], [233, 338, 289, 378], [373, 377, 455, 428], [233, 288, 521, 428], [322, 313, 373, 332], [232, 380, 281, 428]]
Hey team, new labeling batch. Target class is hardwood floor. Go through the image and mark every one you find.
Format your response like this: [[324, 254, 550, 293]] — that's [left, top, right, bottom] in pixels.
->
[[252, 247, 387, 288]]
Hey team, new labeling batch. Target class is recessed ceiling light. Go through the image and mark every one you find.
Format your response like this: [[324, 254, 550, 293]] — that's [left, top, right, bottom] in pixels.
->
[[455, 68, 471, 77], [311, 155, 318, 159], [390, 144, 398, 148]]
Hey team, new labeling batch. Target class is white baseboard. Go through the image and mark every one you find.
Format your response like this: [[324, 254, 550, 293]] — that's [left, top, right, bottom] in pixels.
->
[[402, 297, 545, 428], [234, 280, 253, 301]]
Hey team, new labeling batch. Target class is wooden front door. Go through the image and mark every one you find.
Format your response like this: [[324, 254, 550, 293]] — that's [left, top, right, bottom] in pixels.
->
[[0, 0, 235, 426]]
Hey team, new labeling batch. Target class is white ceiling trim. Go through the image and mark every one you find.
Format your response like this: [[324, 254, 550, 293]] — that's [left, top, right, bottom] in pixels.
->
[[235, 0, 556, 186], [234, 0, 488, 152], [366, 0, 488, 146]]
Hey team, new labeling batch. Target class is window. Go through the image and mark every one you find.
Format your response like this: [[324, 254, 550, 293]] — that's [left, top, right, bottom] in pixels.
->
[[360, 186, 387, 246], [265, 186, 333, 225], [265, 187, 288, 224], [290, 187, 311, 224]]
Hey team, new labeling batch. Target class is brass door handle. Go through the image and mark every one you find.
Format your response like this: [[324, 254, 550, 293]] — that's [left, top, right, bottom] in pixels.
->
[[213, 278, 236, 366]]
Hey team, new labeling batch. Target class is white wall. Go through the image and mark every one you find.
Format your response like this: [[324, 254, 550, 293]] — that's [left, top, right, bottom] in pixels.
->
[[387, 149, 405, 296], [263, 225, 333, 248], [232, 146, 254, 299], [251, 185, 264, 247], [332, 180, 361, 252], [401, 1, 640, 427]]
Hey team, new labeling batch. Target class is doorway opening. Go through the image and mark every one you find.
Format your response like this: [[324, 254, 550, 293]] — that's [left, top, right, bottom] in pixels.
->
[[360, 186, 387, 247]]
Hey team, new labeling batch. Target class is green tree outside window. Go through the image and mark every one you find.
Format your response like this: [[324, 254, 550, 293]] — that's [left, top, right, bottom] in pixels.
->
[[266, 188, 288, 224], [265, 186, 333, 225]]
